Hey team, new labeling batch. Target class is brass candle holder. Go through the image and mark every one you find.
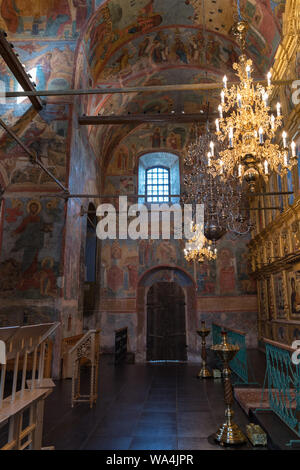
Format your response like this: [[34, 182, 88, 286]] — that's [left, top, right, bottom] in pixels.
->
[[197, 321, 212, 379], [210, 331, 247, 446]]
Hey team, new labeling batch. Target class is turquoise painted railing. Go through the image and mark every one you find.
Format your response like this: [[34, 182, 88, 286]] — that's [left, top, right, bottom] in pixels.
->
[[264, 339, 300, 442], [212, 323, 249, 384]]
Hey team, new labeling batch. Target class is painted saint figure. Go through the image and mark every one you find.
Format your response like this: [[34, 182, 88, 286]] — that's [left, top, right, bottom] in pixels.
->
[[12, 200, 45, 273]]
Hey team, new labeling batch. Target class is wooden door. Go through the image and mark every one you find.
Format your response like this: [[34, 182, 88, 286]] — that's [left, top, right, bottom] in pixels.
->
[[146, 282, 187, 361]]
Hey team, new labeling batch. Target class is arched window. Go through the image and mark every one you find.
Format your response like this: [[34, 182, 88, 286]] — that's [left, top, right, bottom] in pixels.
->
[[138, 152, 180, 204], [146, 166, 170, 203]]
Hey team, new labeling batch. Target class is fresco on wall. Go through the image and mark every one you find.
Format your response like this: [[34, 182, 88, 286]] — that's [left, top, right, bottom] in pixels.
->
[[0, 104, 69, 189], [0, 197, 65, 299], [105, 121, 199, 178], [0, 0, 92, 38], [0, 41, 75, 127], [100, 233, 256, 299]]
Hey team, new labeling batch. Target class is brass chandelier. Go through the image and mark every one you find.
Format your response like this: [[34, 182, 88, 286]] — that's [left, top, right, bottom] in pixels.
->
[[184, 222, 217, 263], [212, 20, 297, 192], [183, 123, 253, 240]]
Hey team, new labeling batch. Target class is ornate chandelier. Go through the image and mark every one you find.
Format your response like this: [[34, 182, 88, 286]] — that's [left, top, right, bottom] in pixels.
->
[[212, 20, 297, 192], [184, 222, 217, 263], [183, 123, 253, 239]]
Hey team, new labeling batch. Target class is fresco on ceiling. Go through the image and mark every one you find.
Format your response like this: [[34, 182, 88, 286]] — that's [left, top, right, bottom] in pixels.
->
[[0, 0, 93, 38], [0, 197, 65, 299], [94, 27, 244, 81], [85, 0, 283, 82], [0, 103, 69, 190]]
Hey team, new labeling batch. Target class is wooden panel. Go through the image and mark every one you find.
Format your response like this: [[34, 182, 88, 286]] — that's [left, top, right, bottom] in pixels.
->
[[147, 282, 187, 361]]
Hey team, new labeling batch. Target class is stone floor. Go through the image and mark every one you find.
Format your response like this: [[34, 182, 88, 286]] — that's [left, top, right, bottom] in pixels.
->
[[42, 350, 269, 450]]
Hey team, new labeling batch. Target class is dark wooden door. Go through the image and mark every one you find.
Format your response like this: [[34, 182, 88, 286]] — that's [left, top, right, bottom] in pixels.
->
[[146, 282, 187, 361]]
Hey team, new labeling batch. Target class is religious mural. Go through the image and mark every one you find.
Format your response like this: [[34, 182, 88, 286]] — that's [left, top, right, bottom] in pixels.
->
[[0, 0, 92, 38], [0, 197, 65, 299], [84, 0, 283, 84], [273, 272, 287, 319], [100, 232, 256, 300], [288, 270, 300, 317]]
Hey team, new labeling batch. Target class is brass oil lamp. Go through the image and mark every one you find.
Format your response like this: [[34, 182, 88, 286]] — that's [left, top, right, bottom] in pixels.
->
[[211, 331, 247, 446], [197, 321, 211, 379]]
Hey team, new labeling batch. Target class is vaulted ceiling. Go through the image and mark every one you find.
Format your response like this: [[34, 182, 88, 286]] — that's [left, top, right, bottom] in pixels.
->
[[77, 0, 286, 170], [0, 0, 287, 187]]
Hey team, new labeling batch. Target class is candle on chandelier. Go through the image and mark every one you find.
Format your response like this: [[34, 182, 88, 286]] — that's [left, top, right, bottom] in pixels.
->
[[246, 64, 251, 78], [277, 102, 281, 117], [259, 127, 264, 144], [210, 141, 214, 156], [291, 141, 296, 157], [282, 131, 287, 148], [267, 71, 272, 87], [218, 105, 223, 119], [215, 118, 220, 132], [207, 152, 212, 167], [237, 93, 242, 107], [263, 92, 268, 106], [223, 75, 228, 89], [229, 127, 234, 147], [221, 90, 225, 104], [238, 164, 242, 177], [264, 160, 269, 175], [271, 114, 275, 130], [220, 160, 224, 174]]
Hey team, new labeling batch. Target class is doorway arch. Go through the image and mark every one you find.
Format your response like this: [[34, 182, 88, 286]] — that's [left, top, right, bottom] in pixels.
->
[[146, 281, 187, 361], [136, 265, 197, 362]]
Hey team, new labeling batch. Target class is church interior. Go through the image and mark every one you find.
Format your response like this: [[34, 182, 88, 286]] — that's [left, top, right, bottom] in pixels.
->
[[0, 0, 300, 452]]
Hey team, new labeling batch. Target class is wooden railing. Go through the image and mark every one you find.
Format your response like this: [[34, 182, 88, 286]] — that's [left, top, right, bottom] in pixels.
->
[[61, 333, 84, 379], [115, 327, 128, 365], [260, 338, 300, 446], [6, 338, 53, 378], [69, 329, 100, 408], [0, 322, 59, 450]]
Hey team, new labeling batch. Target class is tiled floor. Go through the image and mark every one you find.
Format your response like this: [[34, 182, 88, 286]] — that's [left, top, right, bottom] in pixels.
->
[[42, 353, 265, 450]]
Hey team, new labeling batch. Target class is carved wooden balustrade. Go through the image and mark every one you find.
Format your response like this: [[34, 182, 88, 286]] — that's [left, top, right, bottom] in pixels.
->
[[69, 329, 101, 408], [0, 322, 59, 450]]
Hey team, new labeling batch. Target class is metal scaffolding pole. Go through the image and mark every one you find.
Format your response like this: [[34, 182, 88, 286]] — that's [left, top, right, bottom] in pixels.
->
[[4, 78, 295, 99], [0, 118, 69, 193]]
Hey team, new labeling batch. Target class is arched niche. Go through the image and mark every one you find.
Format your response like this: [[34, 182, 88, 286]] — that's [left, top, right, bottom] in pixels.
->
[[136, 265, 197, 362]]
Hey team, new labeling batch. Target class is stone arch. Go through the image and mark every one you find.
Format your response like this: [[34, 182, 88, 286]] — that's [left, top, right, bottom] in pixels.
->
[[136, 265, 197, 362]]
